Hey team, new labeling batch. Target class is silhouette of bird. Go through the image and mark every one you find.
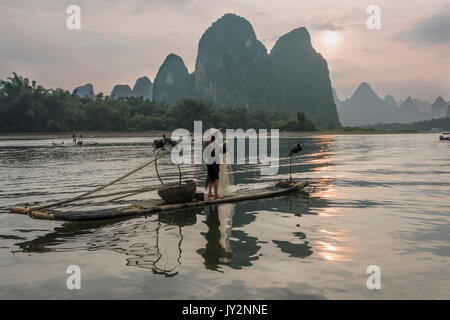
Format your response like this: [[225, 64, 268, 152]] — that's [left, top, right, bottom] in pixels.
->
[[289, 143, 302, 156], [153, 135, 181, 150], [153, 134, 167, 150], [288, 143, 302, 181]]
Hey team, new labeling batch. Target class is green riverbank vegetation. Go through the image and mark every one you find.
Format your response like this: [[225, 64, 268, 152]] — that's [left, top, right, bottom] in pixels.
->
[[0, 73, 317, 133]]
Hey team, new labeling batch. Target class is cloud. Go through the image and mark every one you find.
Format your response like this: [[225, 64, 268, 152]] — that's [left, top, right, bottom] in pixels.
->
[[395, 9, 450, 45], [310, 22, 344, 31], [0, 0, 448, 100]]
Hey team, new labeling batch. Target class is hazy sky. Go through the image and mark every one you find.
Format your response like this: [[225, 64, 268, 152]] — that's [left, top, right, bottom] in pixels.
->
[[1, 0, 449, 101]]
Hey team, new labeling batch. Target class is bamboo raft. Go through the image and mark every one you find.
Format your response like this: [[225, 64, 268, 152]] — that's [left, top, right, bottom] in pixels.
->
[[9, 141, 309, 222], [10, 181, 308, 221]]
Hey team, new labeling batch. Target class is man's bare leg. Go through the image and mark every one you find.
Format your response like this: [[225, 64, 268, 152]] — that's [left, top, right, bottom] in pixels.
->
[[208, 182, 213, 199], [214, 180, 223, 199]]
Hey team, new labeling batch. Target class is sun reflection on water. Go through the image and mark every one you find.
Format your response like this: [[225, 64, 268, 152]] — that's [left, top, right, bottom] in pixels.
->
[[317, 207, 338, 217], [307, 137, 355, 262], [316, 239, 352, 261]]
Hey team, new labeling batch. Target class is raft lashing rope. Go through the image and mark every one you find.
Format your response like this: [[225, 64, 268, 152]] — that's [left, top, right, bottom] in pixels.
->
[[11, 150, 170, 215]]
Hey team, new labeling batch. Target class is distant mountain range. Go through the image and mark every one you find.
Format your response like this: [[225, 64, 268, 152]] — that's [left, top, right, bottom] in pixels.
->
[[111, 76, 153, 100], [73, 13, 340, 128], [72, 13, 448, 129], [74, 76, 153, 100], [73, 83, 95, 100], [335, 82, 449, 126]]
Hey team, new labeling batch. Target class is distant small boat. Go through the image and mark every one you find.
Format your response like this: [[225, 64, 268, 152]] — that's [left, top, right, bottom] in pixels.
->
[[439, 132, 450, 141]]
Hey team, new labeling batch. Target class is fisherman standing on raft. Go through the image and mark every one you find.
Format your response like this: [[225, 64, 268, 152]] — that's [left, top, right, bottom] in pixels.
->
[[204, 130, 227, 200]]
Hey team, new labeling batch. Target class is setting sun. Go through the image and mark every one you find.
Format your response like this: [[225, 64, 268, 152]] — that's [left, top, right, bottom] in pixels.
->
[[322, 31, 342, 49]]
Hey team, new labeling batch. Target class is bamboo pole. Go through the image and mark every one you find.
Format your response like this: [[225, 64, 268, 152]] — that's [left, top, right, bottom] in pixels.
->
[[62, 184, 165, 213], [30, 211, 55, 220], [155, 149, 165, 185], [23, 150, 170, 213], [77, 183, 177, 201]]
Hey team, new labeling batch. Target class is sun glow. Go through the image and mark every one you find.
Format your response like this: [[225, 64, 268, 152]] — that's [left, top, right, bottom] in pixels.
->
[[322, 31, 342, 49]]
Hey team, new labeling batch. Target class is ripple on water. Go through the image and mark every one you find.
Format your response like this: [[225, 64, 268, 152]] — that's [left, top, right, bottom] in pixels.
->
[[0, 134, 449, 299]]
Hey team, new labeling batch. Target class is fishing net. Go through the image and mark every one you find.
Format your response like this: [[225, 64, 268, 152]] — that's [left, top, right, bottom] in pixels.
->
[[218, 153, 235, 197]]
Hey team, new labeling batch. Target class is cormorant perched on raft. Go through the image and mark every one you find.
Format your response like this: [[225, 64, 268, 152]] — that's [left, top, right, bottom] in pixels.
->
[[289, 143, 302, 156], [153, 135, 180, 151], [288, 143, 302, 181]]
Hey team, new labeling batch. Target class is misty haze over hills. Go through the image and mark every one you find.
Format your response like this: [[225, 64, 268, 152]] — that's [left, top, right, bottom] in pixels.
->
[[335, 83, 449, 126], [74, 13, 340, 128], [72, 13, 448, 129], [153, 13, 339, 127]]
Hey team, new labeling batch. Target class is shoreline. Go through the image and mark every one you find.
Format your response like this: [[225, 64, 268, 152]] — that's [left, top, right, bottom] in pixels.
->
[[0, 131, 168, 141], [0, 130, 429, 141]]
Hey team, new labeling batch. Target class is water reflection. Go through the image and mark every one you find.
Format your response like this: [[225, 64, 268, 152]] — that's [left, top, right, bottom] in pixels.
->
[[197, 204, 261, 271], [14, 192, 323, 275], [300, 136, 335, 175], [8, 135, 350, 277], [311, 178, 338, 215], [10, 183, 352, 277], [272, 239, 313, 258], [16, 210, 198, 277], [2, 134, 448, 298]]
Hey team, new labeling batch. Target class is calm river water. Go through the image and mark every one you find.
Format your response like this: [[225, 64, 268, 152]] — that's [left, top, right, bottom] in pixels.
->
[[0, 133, 449, 299]]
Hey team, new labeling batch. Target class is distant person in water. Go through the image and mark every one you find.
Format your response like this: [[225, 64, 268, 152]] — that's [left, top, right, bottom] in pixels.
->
[[205, 134, 227, 200], [72, 133, 76, 144]]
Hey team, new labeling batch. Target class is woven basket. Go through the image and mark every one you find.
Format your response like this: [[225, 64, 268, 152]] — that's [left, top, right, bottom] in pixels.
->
[[158, 180, 197, 204]]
